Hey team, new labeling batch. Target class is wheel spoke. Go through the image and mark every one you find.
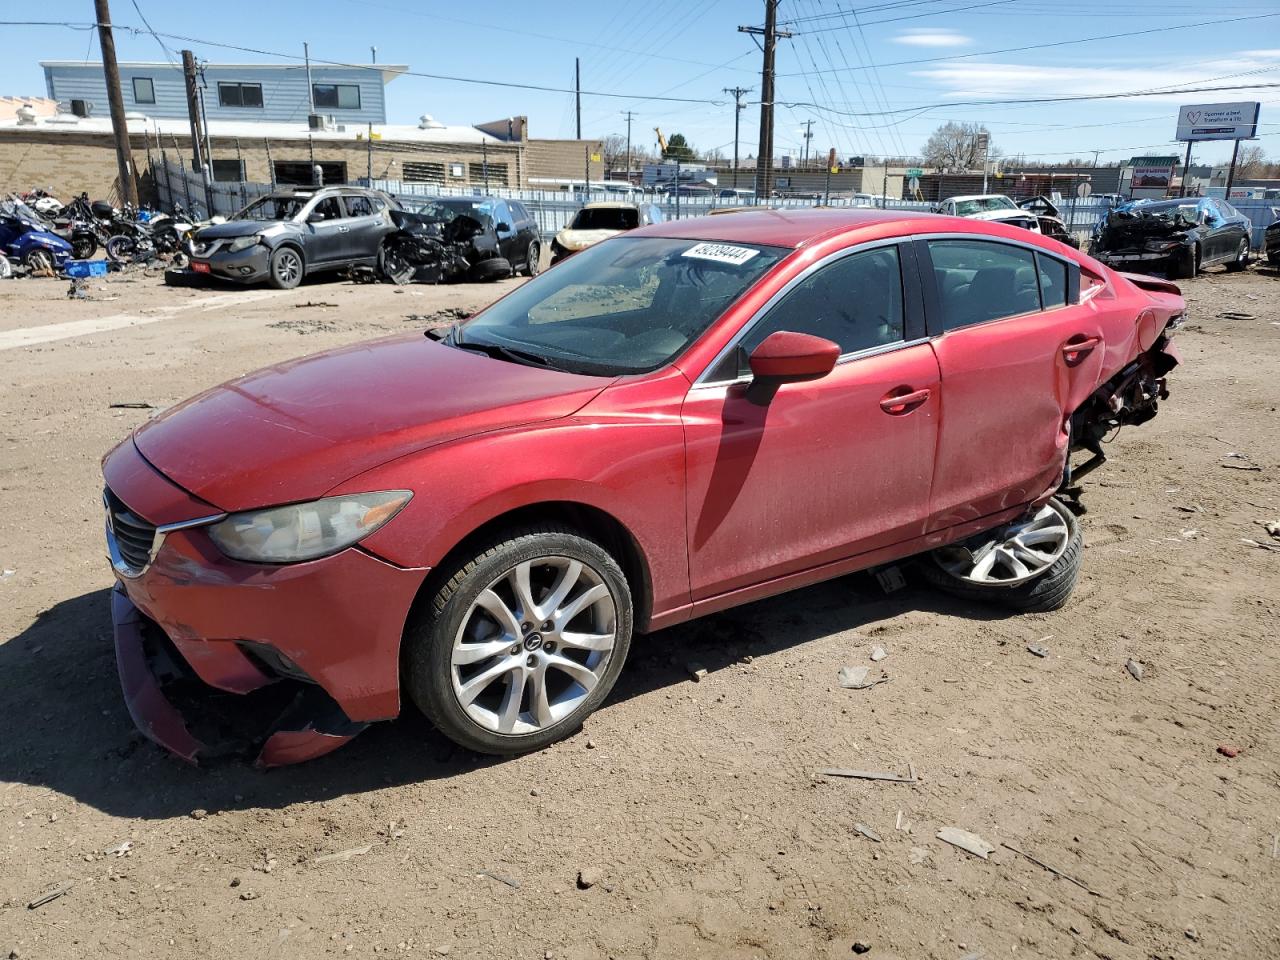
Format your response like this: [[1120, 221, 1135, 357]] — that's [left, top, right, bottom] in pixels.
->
[[1017, 527, 1066, 548], [457, 658, 517, 706], [1000, 548, 1031, 580], [545, 653, 599, 693], [474, 588, 521, 640], [452, 638, 514, 666], [558, 583, 609, 624], [1010, 544, 1050, 569], [559, 630, 615, 652], [510, 561, 539, 622], [971, 548, 1001, 582], [542, 560, 583, 620], [496, 670, 527, 734], [529, 667, 554, 726]]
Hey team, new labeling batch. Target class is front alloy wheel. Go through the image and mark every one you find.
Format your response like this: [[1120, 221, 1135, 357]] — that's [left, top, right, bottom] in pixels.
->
[[406, 525, 632, 754], [269, 246, 303, 289]]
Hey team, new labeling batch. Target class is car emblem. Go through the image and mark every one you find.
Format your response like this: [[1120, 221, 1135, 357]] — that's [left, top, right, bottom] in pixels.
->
[[523, 633, 543, 652]]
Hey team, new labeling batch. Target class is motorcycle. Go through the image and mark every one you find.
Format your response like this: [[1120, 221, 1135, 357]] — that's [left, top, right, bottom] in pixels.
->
[[0, 195, 74, 273], [21, 189, 64, 220]]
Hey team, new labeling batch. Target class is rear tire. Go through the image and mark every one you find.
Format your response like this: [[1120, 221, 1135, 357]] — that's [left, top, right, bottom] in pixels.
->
[[268, 246, 303, 289], [404, 524, 633, 755], [521, 242, 541, 277], [468, 257, 513, 283], [918, 498, 1083, 613], [1224, 237, 1249, 272], [104, 235, 136, 264], [24, 248, 56, 274], [71, 235, 97, 260]]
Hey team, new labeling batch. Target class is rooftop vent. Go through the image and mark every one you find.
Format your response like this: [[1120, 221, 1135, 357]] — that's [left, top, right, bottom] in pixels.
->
[[70, 98, 92, 118], [418, 114, 445, 130], [15, 103, 37, 125]]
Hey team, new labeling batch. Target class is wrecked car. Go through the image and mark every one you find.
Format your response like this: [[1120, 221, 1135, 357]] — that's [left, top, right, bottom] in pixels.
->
[[1090, 197, 1251, 278], [935, 194, 1040, 232], [103, 210, 1183, 765], [1015, 196, 1079, 248], [168, 186, 398, 288], [550, 202, 664, 264], [1262, 209, 1279, 266], [387, 196, 541, 282]]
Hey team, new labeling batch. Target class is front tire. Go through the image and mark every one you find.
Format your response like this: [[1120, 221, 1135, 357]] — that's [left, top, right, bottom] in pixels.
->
[[268, 245, 303, 289], [24, 248, 56, 274], [405, 525, 633, 755], [71, 235, 97, 260], [1168, 244, 1197, 280], [521, 241, 541, 277], [919, 498, 1083, 613]]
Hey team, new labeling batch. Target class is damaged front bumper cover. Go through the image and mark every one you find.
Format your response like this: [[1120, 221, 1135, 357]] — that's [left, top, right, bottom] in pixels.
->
[[112, 585, 366, 767]]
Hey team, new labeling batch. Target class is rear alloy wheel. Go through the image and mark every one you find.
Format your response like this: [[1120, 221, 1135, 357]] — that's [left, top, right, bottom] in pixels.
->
[[405, 525, 632, 754], [71, 236, 97, 260], [105, 235, 136, 264], [268, 246, 303, 289], [1224, 237, 1249, 272], [521, 241, 541, 277], [378, 240, 415, 285], [920, 498, 1083, 612], [24, 248, 55, 274]]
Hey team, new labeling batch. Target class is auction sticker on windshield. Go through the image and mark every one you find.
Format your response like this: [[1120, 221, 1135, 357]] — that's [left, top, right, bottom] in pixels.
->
[[682, 242, 760, 266]]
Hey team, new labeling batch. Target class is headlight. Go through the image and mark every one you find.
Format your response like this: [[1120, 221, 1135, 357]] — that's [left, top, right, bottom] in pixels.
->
[[208, 491, 412, 563], [227, 235, 262, 253], [1143, 239, 1178, 252]]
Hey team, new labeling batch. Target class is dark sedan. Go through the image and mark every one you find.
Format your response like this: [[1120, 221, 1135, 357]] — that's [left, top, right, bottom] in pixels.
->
[[178, 187, 397, 289], [1265, 212, 1279, 266], [1090, 197, 1251, 278]]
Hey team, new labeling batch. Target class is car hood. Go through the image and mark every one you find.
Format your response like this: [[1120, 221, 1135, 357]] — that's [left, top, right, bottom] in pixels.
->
[[194, 220, 282, 241], [555, 227, 623, 251], [133, 334, 611, 512]]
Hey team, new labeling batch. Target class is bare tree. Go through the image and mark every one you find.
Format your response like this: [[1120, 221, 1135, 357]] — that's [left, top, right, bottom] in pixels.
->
[[922, 122, 994, 173], [1235, 144, 1267, 178], [600, 133, 629, 171]]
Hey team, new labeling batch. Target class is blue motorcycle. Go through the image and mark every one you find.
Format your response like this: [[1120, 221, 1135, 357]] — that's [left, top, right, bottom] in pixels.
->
[[0, 195, 73, 273]]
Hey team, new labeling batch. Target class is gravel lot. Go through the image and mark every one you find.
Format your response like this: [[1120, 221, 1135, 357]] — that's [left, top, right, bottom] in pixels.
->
[[1, 262, 1278, 960]]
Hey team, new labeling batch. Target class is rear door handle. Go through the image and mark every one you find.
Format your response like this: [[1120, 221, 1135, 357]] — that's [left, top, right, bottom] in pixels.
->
[[1062, 335, 1102, 365], [879, 387, 931, 415]]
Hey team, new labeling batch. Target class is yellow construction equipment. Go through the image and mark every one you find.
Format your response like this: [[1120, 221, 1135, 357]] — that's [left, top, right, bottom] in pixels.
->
[[654, 127, 668, 155]]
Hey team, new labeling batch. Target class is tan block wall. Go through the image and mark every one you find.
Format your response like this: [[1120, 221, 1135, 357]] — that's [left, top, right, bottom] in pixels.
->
[[0, 129, 140, 202], [525, 138, 603, 183]]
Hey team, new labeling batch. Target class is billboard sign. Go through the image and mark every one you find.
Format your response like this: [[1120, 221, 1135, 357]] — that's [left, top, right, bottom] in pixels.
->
[[1176, 102, 1260, 142]]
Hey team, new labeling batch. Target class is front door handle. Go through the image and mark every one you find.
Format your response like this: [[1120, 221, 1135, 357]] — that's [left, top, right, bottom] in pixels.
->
[[338, 225, 350, 233], [879, 386, 931, 415], [1062, 335, 1102, 365]]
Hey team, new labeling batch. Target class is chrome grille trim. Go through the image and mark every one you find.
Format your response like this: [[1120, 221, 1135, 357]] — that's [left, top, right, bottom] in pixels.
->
[[104, 487, 226, 579]]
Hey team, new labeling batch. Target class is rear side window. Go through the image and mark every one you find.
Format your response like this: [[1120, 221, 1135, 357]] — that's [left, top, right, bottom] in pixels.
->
[[928, 239, 1040, 331], [344, 195, 373, 216], [743, 246, 905, 356], [1036, 253, 1068, 308]]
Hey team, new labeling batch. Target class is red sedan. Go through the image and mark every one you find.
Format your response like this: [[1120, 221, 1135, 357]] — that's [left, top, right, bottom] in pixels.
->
[[102, 209, 1183, 764]]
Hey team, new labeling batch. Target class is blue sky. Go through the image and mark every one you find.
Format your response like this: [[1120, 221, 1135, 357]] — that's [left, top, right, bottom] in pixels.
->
[[4, 0, 1279, 165]]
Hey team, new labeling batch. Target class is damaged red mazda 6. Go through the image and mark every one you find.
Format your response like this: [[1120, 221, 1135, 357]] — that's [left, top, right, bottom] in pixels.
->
[[102, 209, 1184, 766]]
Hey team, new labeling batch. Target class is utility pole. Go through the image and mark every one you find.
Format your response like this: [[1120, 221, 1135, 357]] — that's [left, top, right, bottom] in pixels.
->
[[723, 86, 752, 191], [802, 119, 814, 167], [304, 42, 315, 114], [1179, 142, 1193, 197], [740, 1, 790, 201], [575, 58, 582, 140], [95, 0, 138, 207], [622, 110, 636, 184], [180, 51, 206, 173], [1224, 137, 1241, 200]]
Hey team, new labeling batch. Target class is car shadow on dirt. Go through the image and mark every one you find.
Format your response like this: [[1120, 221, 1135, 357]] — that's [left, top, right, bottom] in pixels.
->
[[0, 573, 1011, 819]]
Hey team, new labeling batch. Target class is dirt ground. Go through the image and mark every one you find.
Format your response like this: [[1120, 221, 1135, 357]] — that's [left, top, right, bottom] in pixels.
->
[[0, 261, 1277, 960]]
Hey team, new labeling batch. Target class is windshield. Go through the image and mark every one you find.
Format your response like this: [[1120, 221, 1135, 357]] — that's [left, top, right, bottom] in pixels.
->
[[1127, 201, 1202, 223], [953, 196, 1018, 216], [570, 207, 639, 231], [236, 196, 309, 221], [407, 198, 495, 223], [457, 236, 786, 375], [2, 196, 49, 226]]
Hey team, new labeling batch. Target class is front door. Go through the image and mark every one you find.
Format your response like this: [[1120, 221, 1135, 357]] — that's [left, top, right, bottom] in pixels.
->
[[303, 196, 346, 265], [920, 237, 1105, 530], [682, 243, 940, 600]]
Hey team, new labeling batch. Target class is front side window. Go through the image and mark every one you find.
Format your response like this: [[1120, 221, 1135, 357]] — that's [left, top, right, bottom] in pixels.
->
[[132, 77, 155, 105], [309, 197, 343, 221], [929, 239, 1041, 331], [457, 236, 785, 375], [313, 83, 361, 109], [742, 246, 905, 357], [219, 82, 263, 108]]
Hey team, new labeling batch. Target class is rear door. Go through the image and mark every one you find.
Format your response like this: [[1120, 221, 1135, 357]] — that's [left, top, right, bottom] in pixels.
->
[[920, 236, 1102, 530], [682, 241, 940, 600], [339, 192, 385, 262]]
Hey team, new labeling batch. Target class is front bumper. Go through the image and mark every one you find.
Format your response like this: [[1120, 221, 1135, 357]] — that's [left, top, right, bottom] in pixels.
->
[[104, 442, 430, 766], [1095, 250, 1177, 266], [189, 243, 272, 283]]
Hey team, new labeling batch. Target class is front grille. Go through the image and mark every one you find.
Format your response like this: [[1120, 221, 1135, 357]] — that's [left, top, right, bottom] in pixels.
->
[[106, 488, 157, 574]]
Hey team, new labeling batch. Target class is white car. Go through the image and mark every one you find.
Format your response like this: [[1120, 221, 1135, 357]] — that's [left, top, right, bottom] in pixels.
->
[[936, 195, 1040, 232], [550, 202, 664, 264]]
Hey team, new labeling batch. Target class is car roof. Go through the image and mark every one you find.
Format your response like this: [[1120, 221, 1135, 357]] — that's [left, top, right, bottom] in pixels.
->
[[583, 202, 639, 210], [632, 207, 942, 249], [944, 194, 1012, 202]]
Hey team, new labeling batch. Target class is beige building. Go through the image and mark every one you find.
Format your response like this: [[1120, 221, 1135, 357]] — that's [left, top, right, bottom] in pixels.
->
[[0, 110, 602, 203]]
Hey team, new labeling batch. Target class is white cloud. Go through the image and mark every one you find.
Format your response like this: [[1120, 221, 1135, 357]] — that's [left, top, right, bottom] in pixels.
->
[[893, 29, 971, 48]]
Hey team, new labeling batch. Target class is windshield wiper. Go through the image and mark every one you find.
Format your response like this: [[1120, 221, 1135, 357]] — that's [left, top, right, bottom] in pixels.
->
[[449, 336, 563, 371]]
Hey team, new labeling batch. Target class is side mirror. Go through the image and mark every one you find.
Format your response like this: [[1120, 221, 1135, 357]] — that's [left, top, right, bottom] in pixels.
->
[[745, 330, 840, 405], [308, 211, 327, 223], [496, 221, 512, 233]]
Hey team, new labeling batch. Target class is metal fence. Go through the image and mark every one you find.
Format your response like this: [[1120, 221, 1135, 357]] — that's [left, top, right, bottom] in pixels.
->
[[149, 159, 1278, 250]]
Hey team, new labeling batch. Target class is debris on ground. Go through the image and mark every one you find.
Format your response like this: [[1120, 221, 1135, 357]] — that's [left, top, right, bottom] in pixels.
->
[[313, 844, 374, 864], [104, 840, 133, 858], [576, 867, 602, 889], [238, 890, 259, 901], [686, 662, 708, 682], [936, 827, 995, 860], [1027, 641, 1050, 658], [294, 301, 338, 309], [874, 565, 906, 593], [869, 645, 887, 662], [1216, 744, 1240, 758], [1217, 311, 1256, 320], [1220, 452, 1262, 472], [852, 942, 872, 954], [837, 665, 890, 690], [1000, 841, 1097, 894], [1261, 520, 1280, 541], [190, 808, 208, 820], [477, 869, 520, 889], [895, 810, 911, 832], [27, 883, 72, 909], [1125, 659, 1145, 681], [1241, 538, 1280, 553], [108, 402, 153, 409], [820, 765, 917, 783], [406, 307, 471, 325], [853, 822, 883, 842]]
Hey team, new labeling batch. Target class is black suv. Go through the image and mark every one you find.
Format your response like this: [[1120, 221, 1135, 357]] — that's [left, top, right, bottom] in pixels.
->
[[181, 187, 398, 288], [411, 196, 542, 279]]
